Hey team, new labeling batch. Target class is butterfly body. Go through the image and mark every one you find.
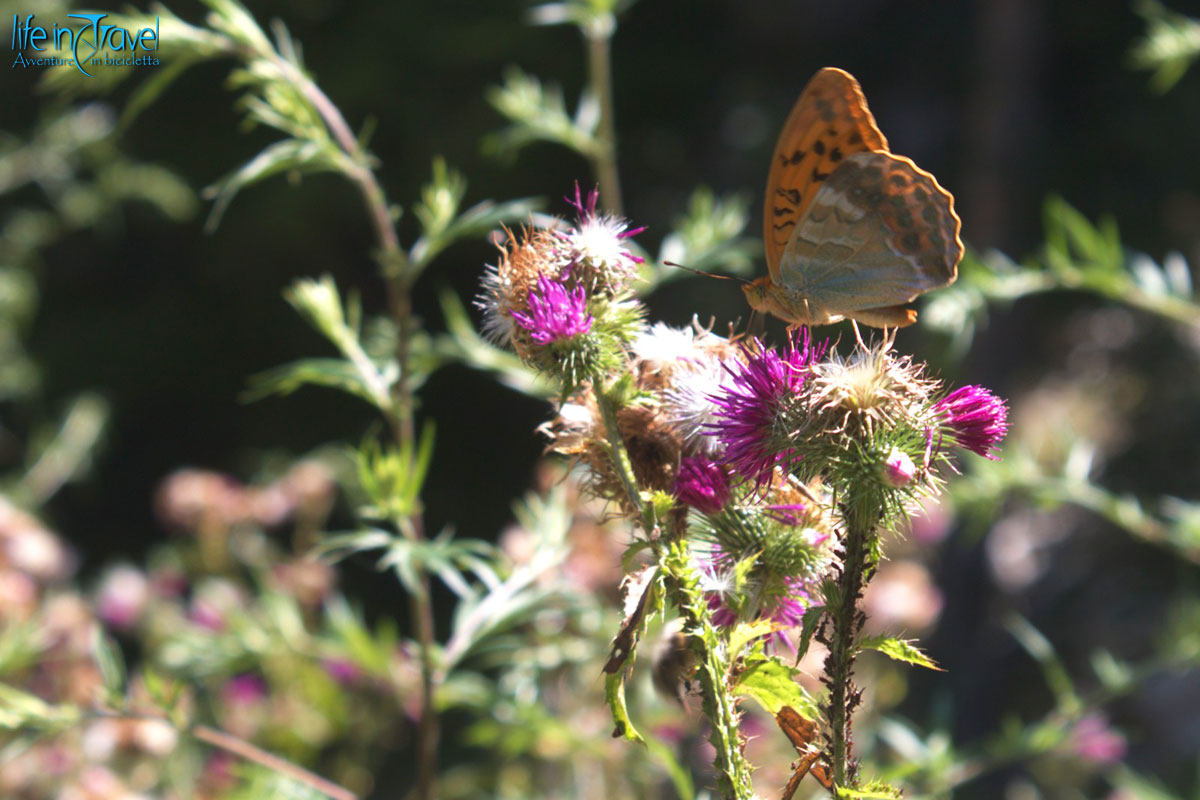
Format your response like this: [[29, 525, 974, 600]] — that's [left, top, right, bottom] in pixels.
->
[[750, 68, 963, 328]]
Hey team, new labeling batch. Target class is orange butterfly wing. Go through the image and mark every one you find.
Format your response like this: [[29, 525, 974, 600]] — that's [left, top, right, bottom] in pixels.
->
[[763, 67, 890, 284]]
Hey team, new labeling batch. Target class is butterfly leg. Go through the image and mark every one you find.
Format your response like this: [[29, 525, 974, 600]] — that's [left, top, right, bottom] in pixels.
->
[[851, 320, 867, 351]]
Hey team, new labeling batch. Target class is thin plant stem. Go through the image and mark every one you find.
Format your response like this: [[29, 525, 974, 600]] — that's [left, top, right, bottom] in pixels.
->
[[585, 27, 623, 215], [89, 712, 357, 800], [193, 725, 358, 800], [275, 51, 439, 800]]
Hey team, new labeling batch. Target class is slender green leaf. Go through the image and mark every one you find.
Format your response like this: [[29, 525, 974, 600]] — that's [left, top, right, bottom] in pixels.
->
[[858, 634, 943, 671], [605, 670, 644, 743]]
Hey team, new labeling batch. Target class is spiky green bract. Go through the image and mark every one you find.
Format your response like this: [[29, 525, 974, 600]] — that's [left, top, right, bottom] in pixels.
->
[[694, 507, 826, 599], [660, 539, 755, 800], [532, 292, 644, 397], [785, 342, 950, 538]]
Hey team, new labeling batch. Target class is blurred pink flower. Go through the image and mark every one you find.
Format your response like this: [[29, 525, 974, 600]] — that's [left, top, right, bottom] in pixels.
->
[[0, 499, 73, 582], [222, 674, 267, 707], [324, 657, 364, 687], [1068, 713, 1127, 764], [95, 564, 149, 630], [862, 560, 943, 634]]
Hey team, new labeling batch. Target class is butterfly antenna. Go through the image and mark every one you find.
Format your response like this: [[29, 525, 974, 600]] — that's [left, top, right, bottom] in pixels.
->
[[663, 261, 751, 285]]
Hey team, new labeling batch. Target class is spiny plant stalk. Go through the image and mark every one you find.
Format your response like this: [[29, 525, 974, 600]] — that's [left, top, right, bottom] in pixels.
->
[[661, 539, 756, 799], [821, 505, 880, 789]]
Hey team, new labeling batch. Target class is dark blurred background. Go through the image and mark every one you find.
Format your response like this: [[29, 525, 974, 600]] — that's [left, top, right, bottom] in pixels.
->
[[5, 0, 1200, 795]]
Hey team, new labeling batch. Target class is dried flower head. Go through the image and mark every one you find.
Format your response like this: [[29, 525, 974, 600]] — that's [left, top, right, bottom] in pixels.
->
[[477, 226, 568, 347], [808, 340, 938, 439]]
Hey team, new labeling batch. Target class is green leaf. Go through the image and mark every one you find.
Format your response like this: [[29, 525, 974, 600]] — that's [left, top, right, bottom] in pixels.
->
[[858, 634, 943, 671], [1130, 0, 1200, 93], [837, 782, 904, 799], [1005, 614, 1079, 711], [410, 157, 541, 270], [605, 670, 644, 743], [727, 618, 779, 660], [204, 138, 341, 231], [435, 290, 553, 399], [91, 627, 126, 700], [733, 650, 820, 719], [246, 358, 389, 406], [650, 187, 757, 290], [484, 67, 598, 160], [0, 682, 80, 730], [796, 604, 825, 662]]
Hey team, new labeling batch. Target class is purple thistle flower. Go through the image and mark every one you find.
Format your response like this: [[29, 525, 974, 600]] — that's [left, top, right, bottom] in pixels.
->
[[708, 329, 826, 489], [675, 456, 732, 514], [511, 274, 594, 346], [936, 385, 1009, 460]]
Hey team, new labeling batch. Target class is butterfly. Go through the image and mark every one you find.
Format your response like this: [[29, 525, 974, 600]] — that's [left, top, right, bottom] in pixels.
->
[[744, 67, 963, 328]]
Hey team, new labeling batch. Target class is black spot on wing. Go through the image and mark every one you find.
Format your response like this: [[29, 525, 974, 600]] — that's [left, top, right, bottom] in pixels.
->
[[780, 149, 805, 166]]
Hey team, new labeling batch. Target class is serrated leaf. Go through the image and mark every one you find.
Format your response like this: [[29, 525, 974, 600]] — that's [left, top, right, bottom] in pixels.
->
[[727, 618, 780, 660], [859, 634, 943, 671], [734, 651, 820, 719]]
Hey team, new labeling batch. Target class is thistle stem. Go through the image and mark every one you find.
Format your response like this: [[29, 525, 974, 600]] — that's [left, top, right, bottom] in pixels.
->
[[662, 540, 756, 800], [823, 505, 878, 792], [594, 385, 753, 798], [585, 26, 623, 215], [595, 385, 644, 518]]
